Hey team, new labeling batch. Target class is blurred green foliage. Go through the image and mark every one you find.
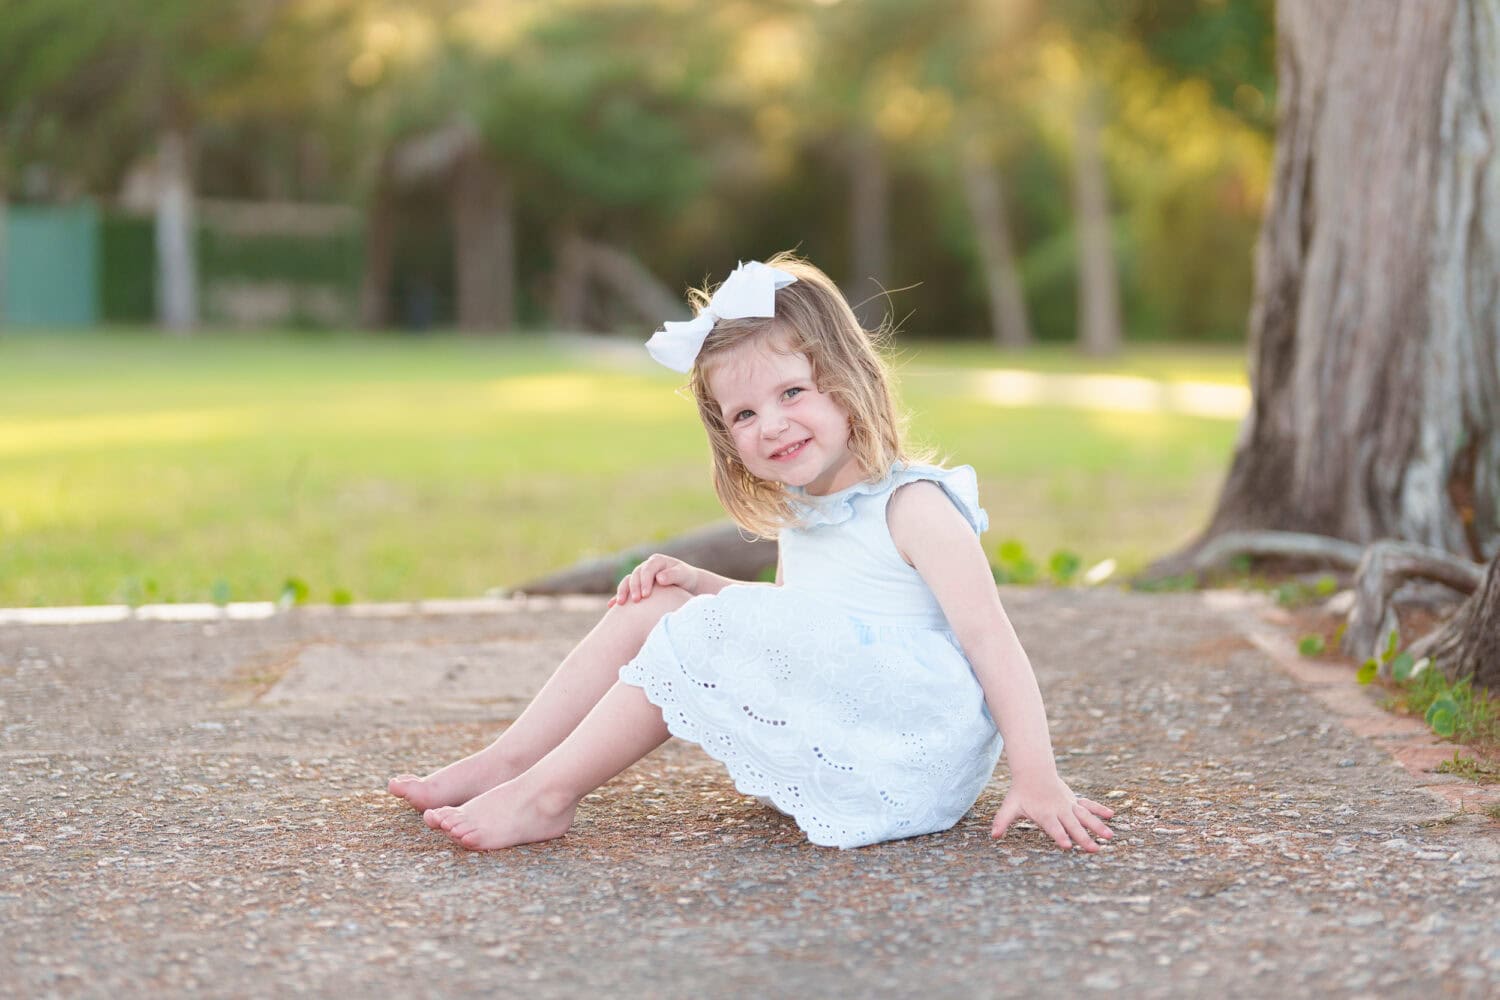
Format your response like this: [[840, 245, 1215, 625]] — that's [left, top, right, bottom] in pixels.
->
[[1, 0, 1274, 341], [98, 213, 155, 323]]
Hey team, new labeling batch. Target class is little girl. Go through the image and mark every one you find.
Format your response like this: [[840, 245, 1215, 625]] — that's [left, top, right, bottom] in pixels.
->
[[390, 253, 1114, 852]]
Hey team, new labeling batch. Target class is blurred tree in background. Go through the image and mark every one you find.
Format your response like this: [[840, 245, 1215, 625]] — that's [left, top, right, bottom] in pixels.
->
[[0, 0, 1273, 342]]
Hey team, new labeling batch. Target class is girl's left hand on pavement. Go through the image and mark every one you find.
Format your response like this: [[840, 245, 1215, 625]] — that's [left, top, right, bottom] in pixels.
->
[[991, 774, 1116, 852]]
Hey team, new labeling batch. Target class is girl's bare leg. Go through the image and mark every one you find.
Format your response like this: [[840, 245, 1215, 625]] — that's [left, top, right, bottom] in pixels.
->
[[426, 679, 670, 850], [388, 586, 692, 812]]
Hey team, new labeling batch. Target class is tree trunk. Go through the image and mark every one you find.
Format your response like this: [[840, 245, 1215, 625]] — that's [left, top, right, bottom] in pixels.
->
[[848, 129, 890, 331], [1073, 89, 1121, 357], [155, 127, 198, 334], [960, 137, 1032, 348], [359, 164, 396, 330], [1409, 553, 1500, 690], [450, 147, 515, 333], [552, 229, 590, 331], [1150, 0, 1500, 579]]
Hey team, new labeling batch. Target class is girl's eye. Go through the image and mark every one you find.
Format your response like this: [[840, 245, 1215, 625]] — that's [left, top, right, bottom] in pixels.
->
[[734, 409, 754, 423], [784, 387, 804, 400]]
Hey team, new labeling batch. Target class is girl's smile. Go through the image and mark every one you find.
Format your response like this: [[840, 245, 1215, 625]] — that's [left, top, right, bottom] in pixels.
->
[[769, 437, 809, 460], [707, 338, 859, 496]]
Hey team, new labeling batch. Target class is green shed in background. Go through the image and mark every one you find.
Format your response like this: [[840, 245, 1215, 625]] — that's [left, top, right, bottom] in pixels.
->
[[1, 201, 101, 328]]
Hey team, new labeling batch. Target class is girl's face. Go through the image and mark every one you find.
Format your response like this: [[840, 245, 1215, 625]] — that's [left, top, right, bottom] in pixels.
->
[[707, 336, 858, 496]]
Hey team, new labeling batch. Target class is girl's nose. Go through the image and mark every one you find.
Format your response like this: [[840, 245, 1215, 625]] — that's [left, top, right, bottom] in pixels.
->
[[761, 410, 789, 437]]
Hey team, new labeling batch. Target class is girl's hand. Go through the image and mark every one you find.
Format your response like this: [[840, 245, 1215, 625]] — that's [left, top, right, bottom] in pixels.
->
[[608, 554, 701, 607], [991, 773, 1115, 853]]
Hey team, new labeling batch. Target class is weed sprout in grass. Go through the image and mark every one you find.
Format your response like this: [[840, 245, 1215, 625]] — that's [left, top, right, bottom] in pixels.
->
[[118, 576, 160, 608], [279, 576, 310, 608]]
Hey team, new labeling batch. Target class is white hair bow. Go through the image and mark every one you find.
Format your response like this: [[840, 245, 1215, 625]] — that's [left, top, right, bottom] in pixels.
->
[[645, 260, 798, 372]]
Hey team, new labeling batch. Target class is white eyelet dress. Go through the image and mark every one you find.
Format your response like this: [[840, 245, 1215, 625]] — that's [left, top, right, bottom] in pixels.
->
[[618, 462, 1003, 849]]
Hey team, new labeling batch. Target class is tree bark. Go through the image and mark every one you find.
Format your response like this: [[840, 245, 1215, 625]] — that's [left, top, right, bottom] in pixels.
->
[[960, 137, 1032, 348], [1073, 89, 1122, 357], [450, 146, 515, 333], [155, 127, 198, 334], [552, 229, 590, 331], [1408, 553, 1500, 690], [1181, 1, 1500, 565], [1341, 540, 1484, 665], [848, 128, 890, 331], [359, 161, 396, 330]]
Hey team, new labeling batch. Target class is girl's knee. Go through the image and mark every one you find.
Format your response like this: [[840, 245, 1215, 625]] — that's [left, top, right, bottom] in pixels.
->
[[608, 584, 695, 628]]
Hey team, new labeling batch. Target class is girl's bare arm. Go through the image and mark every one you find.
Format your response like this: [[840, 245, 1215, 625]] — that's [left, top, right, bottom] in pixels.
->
[[887, 481, 1114, 852]]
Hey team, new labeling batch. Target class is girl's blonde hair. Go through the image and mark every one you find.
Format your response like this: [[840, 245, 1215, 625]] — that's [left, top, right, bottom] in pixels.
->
[[687, 251, 923, 537]]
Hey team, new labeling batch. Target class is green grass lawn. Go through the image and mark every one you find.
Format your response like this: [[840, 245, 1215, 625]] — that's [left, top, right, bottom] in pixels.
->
[[0, 330, 1245, 606]]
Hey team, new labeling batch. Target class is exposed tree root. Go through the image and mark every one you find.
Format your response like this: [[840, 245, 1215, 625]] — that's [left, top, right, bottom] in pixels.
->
[[1144, 529, 1494, 689], [1409, 556, 1500, 690], [1161, 530, 1368, 580], [1342, 541, 1484, 669], [511, 522, 775, 596]]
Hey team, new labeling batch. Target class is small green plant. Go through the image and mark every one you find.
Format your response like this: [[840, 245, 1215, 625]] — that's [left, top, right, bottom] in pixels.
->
[[1298, 634, 1326, 656], [991, 540, 1038, 585], [1273, 574, 1340, 608], [118, 576, 160, 608], [1048, 550, 1082, 585], [1356, 629, 1404, 684], [1426, 694, 1460, 737], [1361, 631, 1500, 744], [1132, 571, 1199, 593], [210, 579, 232, 607], [279, 576, 310, 607], [989, 542, 1088, 586], [330, 587, 354, 606], [1434, 751, 1500, 784]]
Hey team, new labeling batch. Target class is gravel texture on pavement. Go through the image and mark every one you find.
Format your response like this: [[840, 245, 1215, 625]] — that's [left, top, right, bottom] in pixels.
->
[[2, 588, 1497, 999]]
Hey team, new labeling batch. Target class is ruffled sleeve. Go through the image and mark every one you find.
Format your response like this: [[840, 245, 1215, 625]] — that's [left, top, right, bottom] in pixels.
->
[[887, 463, 988, 536]]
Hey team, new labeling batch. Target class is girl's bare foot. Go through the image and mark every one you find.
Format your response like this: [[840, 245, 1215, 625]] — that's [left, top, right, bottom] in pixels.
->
[[387, 742, 522, 814], [423, 780, 577, 851]]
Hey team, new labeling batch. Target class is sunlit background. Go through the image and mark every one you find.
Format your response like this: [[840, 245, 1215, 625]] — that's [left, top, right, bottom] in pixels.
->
[[0, 0, 1273, 606]]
